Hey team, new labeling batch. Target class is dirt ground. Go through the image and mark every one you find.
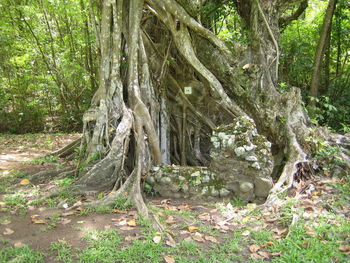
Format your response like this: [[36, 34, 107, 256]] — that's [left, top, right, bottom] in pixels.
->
[[0, 134, 349, 263]]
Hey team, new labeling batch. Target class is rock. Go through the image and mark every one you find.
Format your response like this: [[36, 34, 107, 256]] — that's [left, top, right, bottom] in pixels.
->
[[251, 162, 261, 170], [182, 183, 189, 193], [152, 166, 160, 172], [245, 155, 258, 162], [202, 175, 210, 183], [254, 177, 273, 197], [210, 187, 219, 197], [173, 193, 182, 199], [210, 136, 218, 142], [201, 186, 209, 195], [191, 171, 201, 177], [239, 182, 254, 193], [219, 188, 230, 197], [178, 176, 186, 182], [244, 144, 256, 151], [234, 147, 246, 156], [146, 176, 155, 184], [160, 177, 172, 184]]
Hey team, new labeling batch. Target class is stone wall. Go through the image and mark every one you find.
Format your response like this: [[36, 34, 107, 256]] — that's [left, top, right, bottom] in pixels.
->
[[145, 117, 274, 202]]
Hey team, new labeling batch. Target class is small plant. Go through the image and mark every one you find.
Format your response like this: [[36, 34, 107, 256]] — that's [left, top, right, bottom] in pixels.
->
[[113, 196, 133, 210], [55, 177, 74, 188], [230, 196, 246, 207], [29, 155, 58, 165]]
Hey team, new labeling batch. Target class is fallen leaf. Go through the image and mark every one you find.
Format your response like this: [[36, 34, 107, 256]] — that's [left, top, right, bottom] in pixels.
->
[[32, 219, 47, 224], [198, 213, 211, 221], [249, 244, 260, 253], [180, 230, 189, 235], [118, 220, 127, 226], [60, 218, 71, 225], [3, 228, 14, 235], [0, 201, 7, 207], [166, 240, 176, 248], [192, 232, 204, 242], [114, 209, 127, 214], [258, 251, 270, 259], [262, 241, 274, 247], [165, 216, 176, 224], [153, 236, 162, 244], [104, 225, 111, 230], [188, 226, 198, 233], [161, 199, 171, 205], [272, 228, 288, 235], [62, 211, 75, 216], [204, 235, 218, 243], [242, 63, 250, 70], [163, 255, 175, 263], [19, 178, 30, 185], [127, 219, 136, 227], [178, 204, 190, 211], [156, 211, 164, 217], [241, 230, 250, 236], [13, 242, 25, 248], [77, 221, 85, 224], [270, 251, 282, 257], [1, 220, 11, 225], [339, 245, 350, 252]]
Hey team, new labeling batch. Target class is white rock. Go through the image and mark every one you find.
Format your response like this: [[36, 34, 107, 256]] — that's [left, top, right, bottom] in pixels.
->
[[239, 182, 254, 193], [202, 175, 210, 183], [234, 147, 246, 156], [244, 144, 256, 151], [178, 176, 186, 182], [251, 162, 261, 170], [191, 171, 201, 177], [245, 155, 258, 162], [160, 177, 172, 184], [219, 188, 230, 197]]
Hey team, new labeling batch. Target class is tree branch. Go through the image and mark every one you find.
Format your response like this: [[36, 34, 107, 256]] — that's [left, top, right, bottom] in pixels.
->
[[279, 0, 308, 28]]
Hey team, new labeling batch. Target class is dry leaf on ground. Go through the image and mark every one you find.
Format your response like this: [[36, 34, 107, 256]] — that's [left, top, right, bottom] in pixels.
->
[[204, 235, 218, 243], [249, 244, 260, 253], [163, 255, 175, 263], [192, 232, 204, 242], [3, 228, 14, 235], [19, 178, 30, 185], [127, 219, 136, 227], [188, 226, 198, 233], [153, 236, 162, 244], [339, 245, 350, 252], [0, 220, 11, 225], [166, 240, 176, 248]]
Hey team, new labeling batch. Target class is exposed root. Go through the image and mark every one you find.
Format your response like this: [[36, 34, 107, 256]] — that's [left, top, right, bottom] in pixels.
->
[[29, 167, 75, 184], [264, 126, 307, 208], [46, 137, 81, 158]]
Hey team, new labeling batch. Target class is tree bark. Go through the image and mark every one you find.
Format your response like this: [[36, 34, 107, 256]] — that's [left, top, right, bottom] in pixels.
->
[[310, 0, 337, 104]]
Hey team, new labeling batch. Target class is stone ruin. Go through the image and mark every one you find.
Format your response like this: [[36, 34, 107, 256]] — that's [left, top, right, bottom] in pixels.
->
[[145, 117, 274, 202]]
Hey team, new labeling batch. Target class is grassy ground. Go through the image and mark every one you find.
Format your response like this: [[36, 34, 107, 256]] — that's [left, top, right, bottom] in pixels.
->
[[0, 134, 349, 262]]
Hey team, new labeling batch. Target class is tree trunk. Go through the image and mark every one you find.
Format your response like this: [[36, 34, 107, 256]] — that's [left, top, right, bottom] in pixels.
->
[[59, 0, 320, 213], [310, 0, 337, 104]]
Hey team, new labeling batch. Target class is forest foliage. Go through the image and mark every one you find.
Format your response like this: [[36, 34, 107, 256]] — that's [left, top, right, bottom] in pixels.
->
[[0, 0, 349, 134]]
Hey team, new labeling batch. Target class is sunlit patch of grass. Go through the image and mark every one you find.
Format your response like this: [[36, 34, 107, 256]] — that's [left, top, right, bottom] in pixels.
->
[[0, 245, 44, 263]]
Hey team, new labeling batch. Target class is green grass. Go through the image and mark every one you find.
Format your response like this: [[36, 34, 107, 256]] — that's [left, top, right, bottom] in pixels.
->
[[0, 245, 44, 263], [49, 241, 73, 263], [251, 217, 350, 263], [29, 155, 58, 165]]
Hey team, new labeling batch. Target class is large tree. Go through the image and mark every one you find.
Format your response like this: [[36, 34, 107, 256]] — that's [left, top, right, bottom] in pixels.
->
[[43, 0, 347, 216]]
